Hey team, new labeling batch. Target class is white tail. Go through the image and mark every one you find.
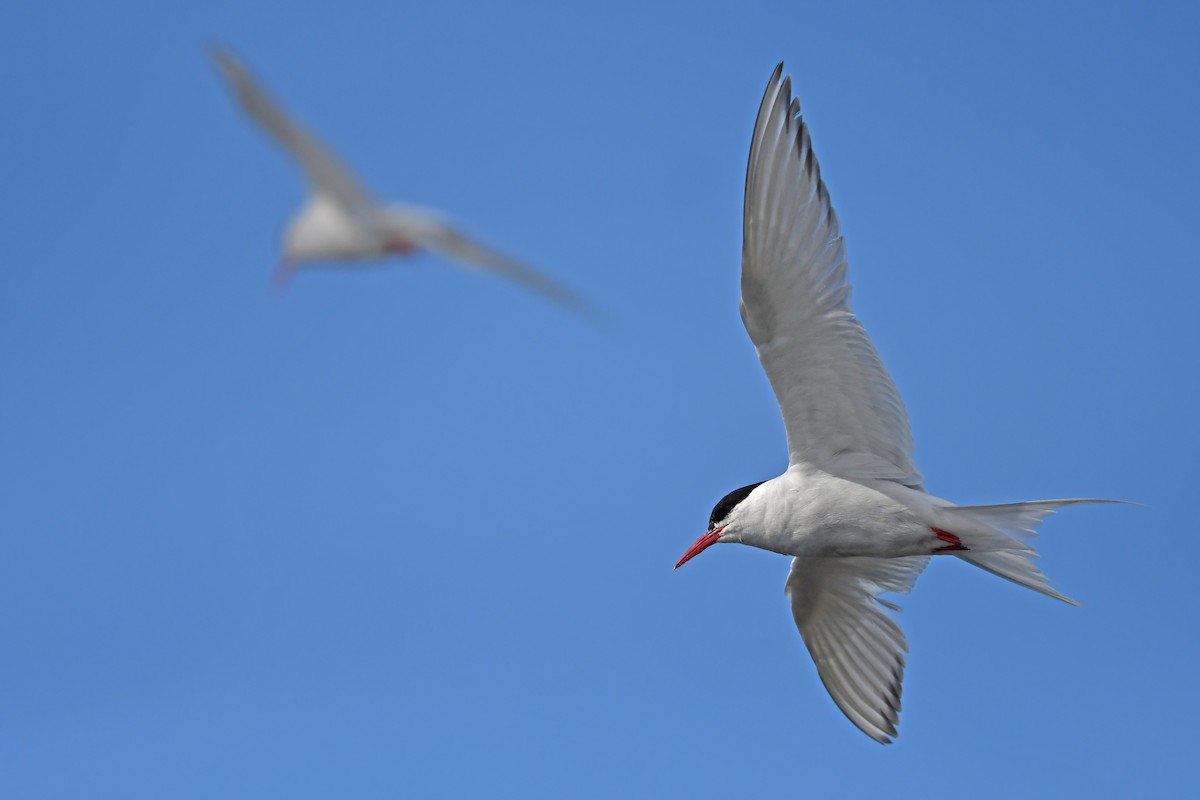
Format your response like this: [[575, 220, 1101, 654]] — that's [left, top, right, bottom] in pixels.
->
[[937, 499, 1121, 605]]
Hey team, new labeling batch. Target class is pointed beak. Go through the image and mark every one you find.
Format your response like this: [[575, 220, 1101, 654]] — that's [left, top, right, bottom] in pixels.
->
[[674, 526, 725, 570]]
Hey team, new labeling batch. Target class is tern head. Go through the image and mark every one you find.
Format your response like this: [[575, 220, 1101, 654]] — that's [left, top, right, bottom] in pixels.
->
[[675, 482, 765, 569]]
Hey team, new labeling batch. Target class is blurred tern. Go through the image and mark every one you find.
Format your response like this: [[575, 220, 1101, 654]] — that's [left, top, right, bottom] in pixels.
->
[[674, 64, 1118, 744], [211, 46, 591, 313]]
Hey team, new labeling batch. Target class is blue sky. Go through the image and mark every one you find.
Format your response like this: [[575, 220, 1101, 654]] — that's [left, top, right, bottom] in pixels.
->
[[2, 0, 1197, 796]]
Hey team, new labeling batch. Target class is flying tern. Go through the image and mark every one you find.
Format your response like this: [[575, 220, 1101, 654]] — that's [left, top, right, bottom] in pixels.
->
[[674, 64, 1117, 744], [210, 46, 591, 314]]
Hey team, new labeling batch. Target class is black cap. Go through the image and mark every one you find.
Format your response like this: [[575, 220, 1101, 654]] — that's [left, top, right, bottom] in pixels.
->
[[709, 482, 765, 530]]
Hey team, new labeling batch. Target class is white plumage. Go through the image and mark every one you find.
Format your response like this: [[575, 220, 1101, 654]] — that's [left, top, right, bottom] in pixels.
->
[[676, 64, 1118, 744], [211, 46, 591, 314]]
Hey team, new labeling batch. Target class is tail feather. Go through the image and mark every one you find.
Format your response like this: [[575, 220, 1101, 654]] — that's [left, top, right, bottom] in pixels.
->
[[943, 498, 1119, 541], [957, 550, 1077, 605], [937, 498, 1121, 604]]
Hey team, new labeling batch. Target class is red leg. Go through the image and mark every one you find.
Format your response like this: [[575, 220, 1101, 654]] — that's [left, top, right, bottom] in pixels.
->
[[931, 527, 969, 553], [385, 235, 418, 255]]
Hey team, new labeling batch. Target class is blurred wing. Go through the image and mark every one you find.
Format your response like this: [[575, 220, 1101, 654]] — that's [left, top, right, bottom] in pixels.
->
[[742, 64, 920, 487], [415, 223, 597, 316], [786, 554, 928, 744], [211, 46, 377, 214]]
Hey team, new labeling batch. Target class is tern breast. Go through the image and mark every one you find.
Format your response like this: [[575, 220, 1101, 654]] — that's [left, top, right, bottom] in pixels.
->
[[284, 195, 383, 261], [740, 466, 931, 558]]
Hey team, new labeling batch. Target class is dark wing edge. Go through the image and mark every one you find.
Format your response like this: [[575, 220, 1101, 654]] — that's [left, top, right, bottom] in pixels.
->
[[786, 554, 929, 744]]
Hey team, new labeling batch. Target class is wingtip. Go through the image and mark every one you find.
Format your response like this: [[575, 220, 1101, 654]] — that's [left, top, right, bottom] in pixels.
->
[[566, 294, 610, 326], [756, 63, 797, 133], [208, 43, 249, 86], [207, 42, 234, 69], [1047, 589, 1081, 607]]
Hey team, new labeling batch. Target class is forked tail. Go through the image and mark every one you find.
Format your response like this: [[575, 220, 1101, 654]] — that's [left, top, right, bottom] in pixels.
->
[[936, 499, 1122, 605]]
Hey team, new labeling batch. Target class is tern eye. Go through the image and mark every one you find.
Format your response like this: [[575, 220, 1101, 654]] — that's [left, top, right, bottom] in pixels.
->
[[709, 481, 765, 528]]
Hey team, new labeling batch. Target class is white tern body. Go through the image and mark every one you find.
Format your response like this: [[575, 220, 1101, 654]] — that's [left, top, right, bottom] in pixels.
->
[[675, 64, 1118, 744], [211, 47, 591, 314]]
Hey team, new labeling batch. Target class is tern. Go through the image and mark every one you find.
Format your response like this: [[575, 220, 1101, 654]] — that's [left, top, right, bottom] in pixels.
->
[[210, 47, 591, 313], [674, 64, 1117, 744]]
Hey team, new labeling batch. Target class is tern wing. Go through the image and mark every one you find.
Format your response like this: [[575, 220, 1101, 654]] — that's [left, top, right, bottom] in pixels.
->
[[786, 554, 928, 744], [742, 65, 920, 487], [211, 46, 378, 215], [404, 217, 596, 316]]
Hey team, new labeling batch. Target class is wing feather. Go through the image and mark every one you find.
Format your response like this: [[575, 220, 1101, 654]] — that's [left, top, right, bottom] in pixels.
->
[[407, 222, 597, 316], [786, 554, 928, 744], [211, 46, 377, 214], [742, 65, 921, 487]]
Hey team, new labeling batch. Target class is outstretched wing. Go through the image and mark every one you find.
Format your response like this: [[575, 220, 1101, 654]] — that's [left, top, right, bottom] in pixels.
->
[[786, 554, 928, 744], [742, 64, 921, 487], [211, 46, 377, 214], [397, 214, 597, 316]]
